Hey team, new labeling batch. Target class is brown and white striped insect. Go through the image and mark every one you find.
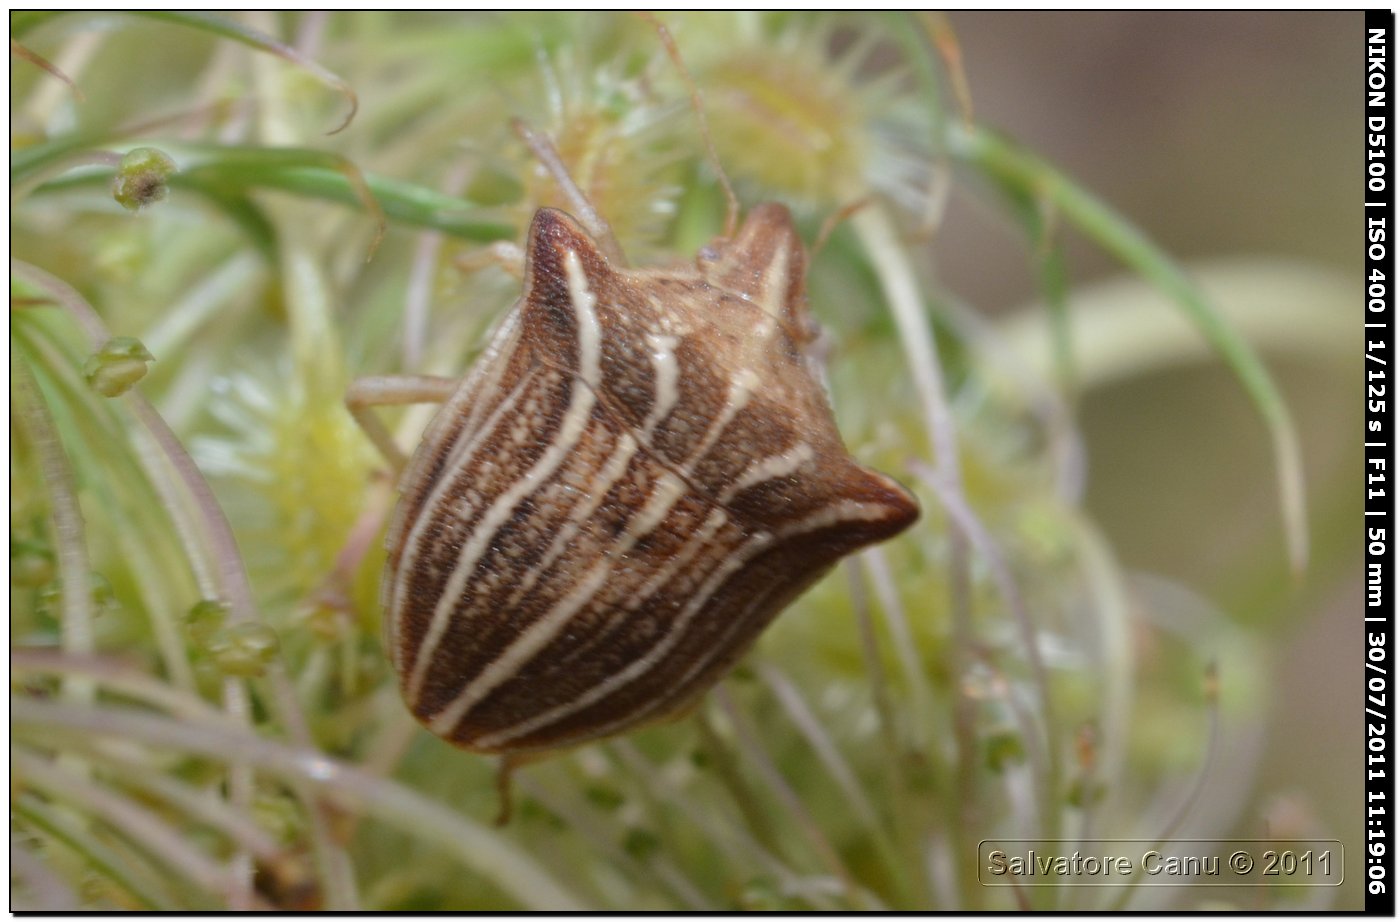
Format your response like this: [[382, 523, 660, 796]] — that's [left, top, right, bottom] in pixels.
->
[[348, 50, 918, 763]]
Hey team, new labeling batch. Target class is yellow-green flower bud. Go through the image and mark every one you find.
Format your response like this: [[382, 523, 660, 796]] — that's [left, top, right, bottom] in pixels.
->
[[112, 147, 177, 212], [208, 622, 281, 678], [36, 571, 115, 621], [83, 337, 154, 397], [184, 599, 229, 647]]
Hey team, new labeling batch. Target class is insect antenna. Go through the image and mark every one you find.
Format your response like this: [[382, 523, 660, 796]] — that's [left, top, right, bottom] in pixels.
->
[[637, 12, 741, 239], [812, 196, 873, 257], [511, 117, 627, 266]]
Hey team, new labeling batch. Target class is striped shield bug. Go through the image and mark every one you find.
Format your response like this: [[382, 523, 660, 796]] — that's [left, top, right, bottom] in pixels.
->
[[346, 20, 919, 802]]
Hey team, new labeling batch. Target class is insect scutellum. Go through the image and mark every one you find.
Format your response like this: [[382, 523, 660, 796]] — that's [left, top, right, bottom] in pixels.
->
[[345, 18, 919, 794]]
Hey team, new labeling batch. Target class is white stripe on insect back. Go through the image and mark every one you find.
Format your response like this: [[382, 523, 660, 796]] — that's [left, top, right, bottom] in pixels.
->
[[498, 433, 640, 611], [382, 312, 519, 655], [719, 442, 816, 503], [427, 558, 614, 735], [612, 365, 760, 550], [405, 248, 604, 702], [536, 498, 904, 747], [583, 578, 788, 741], [429, 466, 693, 733], [387, 364, 538, 674], [624, 471, 687, 542], [624, 506, 729, 606], [677, 367, 759, 476], [425, 353, 767, 722], [436, 310, 524, 463], [467, 506, 741, 748], [431, 363, 784, 737], [476, 498, 901, 748], [753, 237, 790, 335], [480, 526, 778, 746], [562, 250, 604, 389], [641, 331, 681, 438]]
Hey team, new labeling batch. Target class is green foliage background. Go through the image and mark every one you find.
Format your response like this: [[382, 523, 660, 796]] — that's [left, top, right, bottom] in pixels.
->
[[11, 11, 1358, 910]]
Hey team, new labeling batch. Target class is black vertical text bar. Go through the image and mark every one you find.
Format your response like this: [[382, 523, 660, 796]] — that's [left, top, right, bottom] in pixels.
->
[[1366, 9, 1394, 916]]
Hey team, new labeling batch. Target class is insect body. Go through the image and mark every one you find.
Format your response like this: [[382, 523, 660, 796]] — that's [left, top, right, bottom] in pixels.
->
[[381, 202, 918, 755]]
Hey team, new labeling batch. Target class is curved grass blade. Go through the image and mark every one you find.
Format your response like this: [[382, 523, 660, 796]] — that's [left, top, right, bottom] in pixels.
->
[[30, 145, 515, 245], [950, 121, 1308, 574], [130, 11, 357, 135]]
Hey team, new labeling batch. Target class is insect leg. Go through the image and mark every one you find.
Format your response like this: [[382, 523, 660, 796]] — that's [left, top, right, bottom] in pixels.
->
[[453, 240, 527, 280], [344, 374, 458, 474], [492, 749, 553, 826]]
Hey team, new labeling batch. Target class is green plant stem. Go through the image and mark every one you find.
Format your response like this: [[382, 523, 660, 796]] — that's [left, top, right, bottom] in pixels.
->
[[948, 121, 1307, 575], [854, 203, 1015, 901], [1068, 514, 1136, 840], [13, 796, 173, 910], [609, 739, 834, 909], [131, 11, 358, 134], [912, 459, 1063, 847], [13, 321, 200, 691], [11, 698, 588, 911], [28, 149, 515, 243], [14, 749, 242, 904], [714, 686, 865, 907], [10, 837, 81, 912], [11, 258, 334, 907], [692, 709, 784, 862], [846, 554, 930, 907], [11, 347, 95, 705], [10, 650, 230, 723]]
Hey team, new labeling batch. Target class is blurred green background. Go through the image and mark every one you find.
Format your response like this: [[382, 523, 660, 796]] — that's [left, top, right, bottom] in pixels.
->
[[951, 11, 1360, 907], [10, 10, 1365, 910]]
